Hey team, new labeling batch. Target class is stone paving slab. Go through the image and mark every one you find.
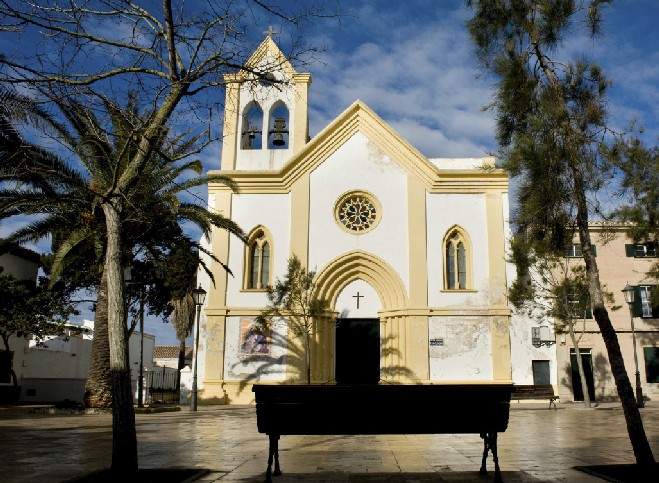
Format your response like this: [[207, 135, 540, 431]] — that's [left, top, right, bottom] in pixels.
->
[[0, 405, 657, 482]]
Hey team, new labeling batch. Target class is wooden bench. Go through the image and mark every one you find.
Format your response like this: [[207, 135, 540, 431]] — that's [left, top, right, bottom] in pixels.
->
[[511, 385, 559, 408], [253, 384, 513, 483]]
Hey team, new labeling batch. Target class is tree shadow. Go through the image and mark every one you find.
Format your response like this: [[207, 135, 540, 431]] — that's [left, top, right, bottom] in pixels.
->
[[226, 471, 532, 482], [232, 322, 416, 396], [559, 353, 615, 403]]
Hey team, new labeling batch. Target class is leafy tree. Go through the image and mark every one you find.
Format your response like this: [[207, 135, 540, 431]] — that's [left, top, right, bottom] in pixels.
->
[[0, 268, 78, 386], [467, 0, 654, 463], [257, 256, 329, 384], [607, 138, 658, 284], [0, 89, 241, 470], [0, 0, 332, 471]]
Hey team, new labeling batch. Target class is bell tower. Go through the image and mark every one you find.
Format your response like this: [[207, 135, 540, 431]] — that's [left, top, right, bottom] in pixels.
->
[[220, 34, 311, 171]]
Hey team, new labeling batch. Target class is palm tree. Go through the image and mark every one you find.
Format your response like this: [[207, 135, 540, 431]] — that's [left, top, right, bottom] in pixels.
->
[[0, 88, 243, 470]]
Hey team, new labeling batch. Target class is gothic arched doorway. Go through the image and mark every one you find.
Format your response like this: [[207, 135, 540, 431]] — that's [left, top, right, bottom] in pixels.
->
[[335, 279, 381, 384]]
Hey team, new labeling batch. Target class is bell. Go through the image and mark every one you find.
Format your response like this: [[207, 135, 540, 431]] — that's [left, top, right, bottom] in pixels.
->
[[271, 117, 288, 146], [242, 121, 260, 148]]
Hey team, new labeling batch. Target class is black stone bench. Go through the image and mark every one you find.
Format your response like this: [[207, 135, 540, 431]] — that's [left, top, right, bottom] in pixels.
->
[[253, 384, 513, 483], [511, 384, 559, 408]]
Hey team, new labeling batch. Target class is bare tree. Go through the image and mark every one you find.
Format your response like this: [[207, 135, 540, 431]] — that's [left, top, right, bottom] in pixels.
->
[[0, 0, 333, 474]]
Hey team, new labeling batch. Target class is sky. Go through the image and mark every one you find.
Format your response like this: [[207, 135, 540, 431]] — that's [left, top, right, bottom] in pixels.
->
[[1, 0, 657, 345]]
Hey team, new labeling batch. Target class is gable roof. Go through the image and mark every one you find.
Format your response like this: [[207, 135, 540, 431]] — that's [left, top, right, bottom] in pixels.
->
[[224, 36, 297, 82], [210, 100, 507, 193], [154, 345, 186, 359]]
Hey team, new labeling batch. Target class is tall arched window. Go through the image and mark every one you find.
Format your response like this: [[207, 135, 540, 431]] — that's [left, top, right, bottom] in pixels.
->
[[443, 227, 472, 290], [267, 100, 289, 149], [244, 227, 273, 290], [241, 101, 263, 150]]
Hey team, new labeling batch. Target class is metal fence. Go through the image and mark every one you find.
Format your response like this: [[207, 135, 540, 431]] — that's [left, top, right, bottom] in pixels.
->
[[145, 366, 179, 405]]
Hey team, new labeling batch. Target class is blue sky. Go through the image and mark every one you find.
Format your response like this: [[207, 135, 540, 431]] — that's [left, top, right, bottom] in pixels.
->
[[1, 0, 657, 345]]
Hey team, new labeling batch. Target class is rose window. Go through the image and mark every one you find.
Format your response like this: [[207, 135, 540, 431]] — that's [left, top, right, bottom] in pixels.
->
[[335, 192, 380, 233]]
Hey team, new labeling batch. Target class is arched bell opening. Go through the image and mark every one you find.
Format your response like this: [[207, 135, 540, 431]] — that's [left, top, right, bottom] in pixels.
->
[[241, 101, 263, 150], [267, 100, 289, 149]]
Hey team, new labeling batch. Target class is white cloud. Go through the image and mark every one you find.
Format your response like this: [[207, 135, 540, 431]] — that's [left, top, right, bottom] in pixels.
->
[[305, 4, 497, 157]]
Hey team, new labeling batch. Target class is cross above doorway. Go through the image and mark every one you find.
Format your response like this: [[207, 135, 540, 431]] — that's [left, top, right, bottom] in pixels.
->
[[353, 291, 364, 309]]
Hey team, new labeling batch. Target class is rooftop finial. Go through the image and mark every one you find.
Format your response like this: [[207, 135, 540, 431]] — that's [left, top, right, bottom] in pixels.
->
[[263, 25, 276, 38]]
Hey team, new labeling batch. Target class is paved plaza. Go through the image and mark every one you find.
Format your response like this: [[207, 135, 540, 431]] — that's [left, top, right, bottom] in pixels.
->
[[1, 404, 658, 482]]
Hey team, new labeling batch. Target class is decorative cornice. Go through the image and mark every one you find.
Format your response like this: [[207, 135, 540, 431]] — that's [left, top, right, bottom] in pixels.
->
[[209, 100, 508, 194], [205, 306, 512, 318]]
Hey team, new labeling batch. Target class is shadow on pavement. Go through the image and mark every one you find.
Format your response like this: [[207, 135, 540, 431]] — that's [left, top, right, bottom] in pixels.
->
[[221, 471, 543, 482]]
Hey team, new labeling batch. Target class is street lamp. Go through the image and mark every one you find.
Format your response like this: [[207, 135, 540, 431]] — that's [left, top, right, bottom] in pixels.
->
[[622, 283, 644, 408], [123, 266, 147, 407], [190, 285, 207, 412]]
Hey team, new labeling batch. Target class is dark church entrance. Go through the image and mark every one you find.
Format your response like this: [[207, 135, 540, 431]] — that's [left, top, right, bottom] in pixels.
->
[[335, 318, 380, 384]]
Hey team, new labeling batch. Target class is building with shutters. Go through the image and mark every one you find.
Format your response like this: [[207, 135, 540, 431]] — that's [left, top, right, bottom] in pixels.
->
[[554, 224, 658, 403]]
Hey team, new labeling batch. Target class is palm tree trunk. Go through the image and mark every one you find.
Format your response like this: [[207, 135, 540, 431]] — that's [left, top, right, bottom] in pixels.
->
[[84, 274, 113, 408], [568, 324, 591, 408], [572, 165, 654, 464], [102, 199, 138, 474]]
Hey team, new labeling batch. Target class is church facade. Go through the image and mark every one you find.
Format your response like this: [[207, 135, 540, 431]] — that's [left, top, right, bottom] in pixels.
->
[[196, 37, 551, 404]]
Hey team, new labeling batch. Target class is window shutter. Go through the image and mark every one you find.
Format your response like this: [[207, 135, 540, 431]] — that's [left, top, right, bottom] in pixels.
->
[[625, 244, 635, 257], [651, 286, 659, 318], [632, 286, 643, 317], [591, 245, 597, 257]]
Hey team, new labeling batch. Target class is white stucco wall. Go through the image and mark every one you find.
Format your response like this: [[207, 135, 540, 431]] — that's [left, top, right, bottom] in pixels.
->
[[223, 316, 288, 382], [335, 279, 382, 318], [309, 132, 409, 292], [429, 316, 493, 380], [510, 313, 557, 385], [426, 193, 490, 306], [226, 193, 291, 307]]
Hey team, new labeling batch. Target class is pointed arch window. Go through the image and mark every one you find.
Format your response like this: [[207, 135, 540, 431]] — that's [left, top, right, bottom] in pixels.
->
[[241, 101, 263, 150], [443, 227, 472, 290], [244, 227, 273, 290]]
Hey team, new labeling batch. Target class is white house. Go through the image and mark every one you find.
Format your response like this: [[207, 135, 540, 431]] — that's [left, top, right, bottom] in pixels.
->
[[20, 320, 155, 403]]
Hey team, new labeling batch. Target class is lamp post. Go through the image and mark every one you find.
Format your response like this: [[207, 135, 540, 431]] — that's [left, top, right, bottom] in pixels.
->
[[191, 285, 207, 412], [622, 283, 644, 408]]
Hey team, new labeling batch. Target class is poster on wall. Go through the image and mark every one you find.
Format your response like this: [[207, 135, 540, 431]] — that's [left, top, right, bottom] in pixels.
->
[[239, 318, 271, 356]]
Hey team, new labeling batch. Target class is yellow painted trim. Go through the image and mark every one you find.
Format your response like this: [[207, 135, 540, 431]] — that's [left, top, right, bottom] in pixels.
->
[[205, 306, 512, 317], [220, 83, 240, 170], [442, 225, 474, 290], [313, 250, 409, 311], [491, 317, 512, 381], [486, 192, 507, 305], [290, 172, 310, 267], [407, 175, 428, 307], [209, 101, 509, 193], [292, 75, 311, 153]]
